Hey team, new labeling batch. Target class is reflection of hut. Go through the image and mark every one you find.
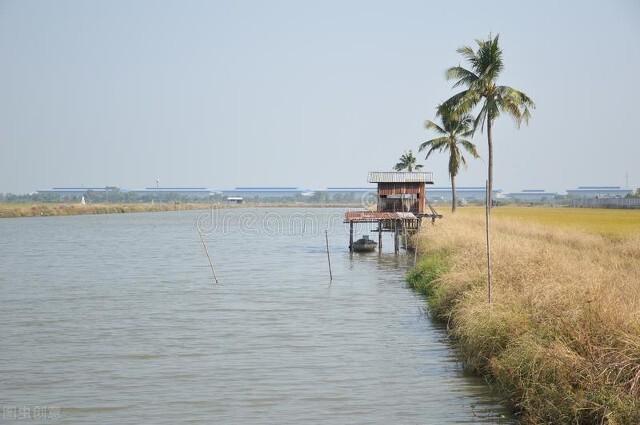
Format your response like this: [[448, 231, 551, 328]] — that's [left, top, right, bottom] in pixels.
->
[[344, 172, 441, 254]]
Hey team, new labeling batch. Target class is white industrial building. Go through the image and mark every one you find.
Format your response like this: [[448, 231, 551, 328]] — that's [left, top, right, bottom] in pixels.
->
[[127, 187, 212, 198], [428, 186, 502, 202], [505, 189, 558, 203], [322, 187, 376, 200], [566, 186, 632, 199], [221, 187, 307, 199], [36, 187, 108, 198]]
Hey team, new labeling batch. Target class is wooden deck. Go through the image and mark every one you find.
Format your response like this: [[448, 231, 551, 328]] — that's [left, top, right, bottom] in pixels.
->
[[343, 211, 416, 223]]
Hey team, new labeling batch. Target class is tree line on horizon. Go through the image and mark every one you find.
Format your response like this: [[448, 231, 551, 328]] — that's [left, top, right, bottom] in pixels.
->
[[394, 34, 535, 213]]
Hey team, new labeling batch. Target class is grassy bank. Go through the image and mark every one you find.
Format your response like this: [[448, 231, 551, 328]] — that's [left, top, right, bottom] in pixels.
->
[[408, 209, 640, 424], [0, 202, 362, 218], [0, 202, 211, 218]]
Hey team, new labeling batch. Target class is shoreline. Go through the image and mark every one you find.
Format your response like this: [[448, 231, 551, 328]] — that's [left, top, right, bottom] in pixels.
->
[[406, 211, 640, 423], [0, 202, 361, 219]]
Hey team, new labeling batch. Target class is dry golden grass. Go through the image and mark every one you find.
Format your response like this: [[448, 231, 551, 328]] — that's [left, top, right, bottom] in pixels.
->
[[409, 211, 640, 424]]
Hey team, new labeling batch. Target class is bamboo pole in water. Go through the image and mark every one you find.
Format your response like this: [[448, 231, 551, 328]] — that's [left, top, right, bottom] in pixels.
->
[[325, 229, 333, 281], [198, 229, 219, 284]]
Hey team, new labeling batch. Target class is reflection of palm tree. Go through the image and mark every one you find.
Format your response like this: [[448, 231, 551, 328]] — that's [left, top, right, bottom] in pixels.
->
[[394, 150, 423, 172], [420, 104, 479, 213], [443, 34, 534, 211]]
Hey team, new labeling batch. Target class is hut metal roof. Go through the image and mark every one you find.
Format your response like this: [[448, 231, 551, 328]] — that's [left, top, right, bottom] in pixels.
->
[[367, 171, 433, 184]]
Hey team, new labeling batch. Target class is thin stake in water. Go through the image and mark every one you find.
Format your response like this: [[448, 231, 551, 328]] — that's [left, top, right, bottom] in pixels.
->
[[198, 229, 219, 284], [325, 229, 333, 281]]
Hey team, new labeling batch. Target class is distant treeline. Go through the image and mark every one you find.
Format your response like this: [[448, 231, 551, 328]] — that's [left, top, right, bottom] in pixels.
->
[[0, 190, 368, 204]]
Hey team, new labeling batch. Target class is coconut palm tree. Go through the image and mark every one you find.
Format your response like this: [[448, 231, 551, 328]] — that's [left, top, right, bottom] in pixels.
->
[[419, 105, 479, 213], [443, 34, 534, 211], [394, 150, 423, 172]]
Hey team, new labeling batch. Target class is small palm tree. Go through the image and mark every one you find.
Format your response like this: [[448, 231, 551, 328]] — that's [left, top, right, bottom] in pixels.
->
[[420, 105, 479, 213], [443, 34, 534, 211], [394, 150, 423, 172]]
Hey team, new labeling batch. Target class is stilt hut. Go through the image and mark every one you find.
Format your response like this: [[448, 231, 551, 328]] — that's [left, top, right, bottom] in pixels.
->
[[344, 171, 441, 253]]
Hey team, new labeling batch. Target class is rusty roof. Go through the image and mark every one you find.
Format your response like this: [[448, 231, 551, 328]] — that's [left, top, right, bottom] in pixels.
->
[[367, 171, 433, 183]]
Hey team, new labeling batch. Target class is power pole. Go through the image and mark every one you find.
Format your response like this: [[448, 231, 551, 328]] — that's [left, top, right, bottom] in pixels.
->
[[625, 172, 629, 189], [485, 180, 492, 304]]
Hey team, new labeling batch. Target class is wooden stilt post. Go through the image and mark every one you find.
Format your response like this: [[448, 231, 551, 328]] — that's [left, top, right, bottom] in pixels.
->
[[378, 220, 382, 255], [349, 221, 354, 252], [394, 220, 399, 255]]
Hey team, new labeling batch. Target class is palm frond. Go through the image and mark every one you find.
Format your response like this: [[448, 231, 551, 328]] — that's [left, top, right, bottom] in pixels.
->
[[474, 34, 503, 79], [456, 45, 479, 69], [473, 103, 488, 133], [442, 90, 480, 118], [446, 66, 479, 89], [393, 150, 422, 172], [496, 85, 535, 127], [419, 137, 449, 158], [424, 120, 447, 135], [459, 153, 467, 169], [459, 139, 480, 158]]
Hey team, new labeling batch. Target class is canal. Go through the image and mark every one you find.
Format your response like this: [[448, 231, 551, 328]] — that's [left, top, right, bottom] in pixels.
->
[[0, 208, 513, 424]]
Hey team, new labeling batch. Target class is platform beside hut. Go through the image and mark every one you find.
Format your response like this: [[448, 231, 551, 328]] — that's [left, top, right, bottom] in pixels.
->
[[344, 171, 442, 254]]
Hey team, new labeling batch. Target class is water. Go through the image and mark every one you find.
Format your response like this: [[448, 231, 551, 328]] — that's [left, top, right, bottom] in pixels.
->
[[0, 208, 513, 424]]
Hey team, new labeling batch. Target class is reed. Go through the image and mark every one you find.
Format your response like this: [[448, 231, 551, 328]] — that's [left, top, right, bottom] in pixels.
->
[[408, 211, 640, 424]]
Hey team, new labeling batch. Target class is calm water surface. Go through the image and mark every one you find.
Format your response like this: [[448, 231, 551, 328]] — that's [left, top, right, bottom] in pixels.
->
[[0, 208, 513, 424]]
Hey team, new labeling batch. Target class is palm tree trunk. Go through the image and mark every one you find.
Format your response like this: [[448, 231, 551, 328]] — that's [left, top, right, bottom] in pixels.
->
[[487, 115, 493, 213], [451, 173, 457, 213]]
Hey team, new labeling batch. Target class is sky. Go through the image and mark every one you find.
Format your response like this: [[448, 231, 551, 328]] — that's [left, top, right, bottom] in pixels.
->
[[1, 0, 639, 194]]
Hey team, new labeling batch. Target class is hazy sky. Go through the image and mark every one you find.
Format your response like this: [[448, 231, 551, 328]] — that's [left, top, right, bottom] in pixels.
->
[[1, 0, 639, 194]]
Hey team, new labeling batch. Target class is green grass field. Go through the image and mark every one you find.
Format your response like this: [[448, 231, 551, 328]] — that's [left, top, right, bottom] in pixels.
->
[[457, 206, 640, 236]]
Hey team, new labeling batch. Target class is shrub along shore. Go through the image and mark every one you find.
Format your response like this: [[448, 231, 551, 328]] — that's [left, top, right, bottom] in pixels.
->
[[407, 212, 640, 424]]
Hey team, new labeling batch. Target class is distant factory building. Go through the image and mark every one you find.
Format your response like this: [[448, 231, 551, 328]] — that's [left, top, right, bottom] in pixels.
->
[[221, 187, 306, 199], [566, 186, 632, 199], [428, 186, 502, 202], [505, 189, 558, 203], [322, 187, 376, 200], [36, 187, 108, 198], [128, 187, 212, 198]]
